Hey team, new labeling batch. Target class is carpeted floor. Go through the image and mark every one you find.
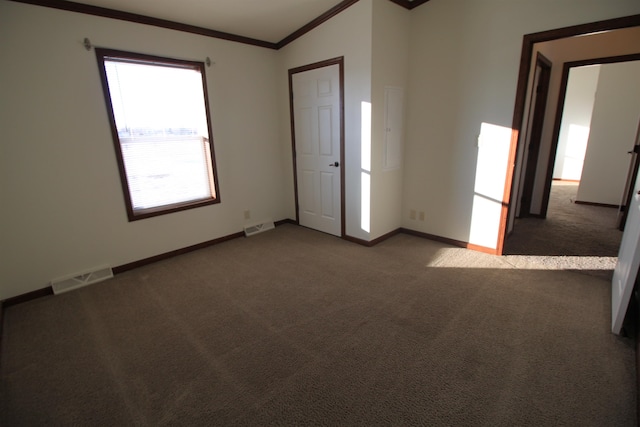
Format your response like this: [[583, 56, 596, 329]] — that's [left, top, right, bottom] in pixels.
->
[[1, 222, 636, 425], [503, 181, 623, 280]]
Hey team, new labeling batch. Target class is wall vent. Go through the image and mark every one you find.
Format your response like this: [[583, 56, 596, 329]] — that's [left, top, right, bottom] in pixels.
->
[[244, 220, 275, 237], [51, 266, 113, 295]]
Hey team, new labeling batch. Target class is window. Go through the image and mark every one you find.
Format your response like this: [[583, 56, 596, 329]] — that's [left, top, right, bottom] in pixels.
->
[[96, 48, 220, 221]]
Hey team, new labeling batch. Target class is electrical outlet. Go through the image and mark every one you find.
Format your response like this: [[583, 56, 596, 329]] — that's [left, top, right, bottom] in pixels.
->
[[419, 211, 425, 221], [244, 210, 251, 220], [409, 209, 416, 220]]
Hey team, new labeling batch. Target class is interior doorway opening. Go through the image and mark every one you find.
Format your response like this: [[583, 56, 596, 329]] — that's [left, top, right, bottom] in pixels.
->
[[532, 55, 640, 222], [518, 53, 552, 218], [501, 16, 640, 255]]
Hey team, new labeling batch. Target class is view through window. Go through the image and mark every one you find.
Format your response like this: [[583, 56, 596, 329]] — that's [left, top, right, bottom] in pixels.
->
[[96, 49, 219, 220]]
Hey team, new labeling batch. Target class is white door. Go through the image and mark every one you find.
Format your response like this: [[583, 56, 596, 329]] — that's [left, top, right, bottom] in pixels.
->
[[611, 169, 640, 334], [291, 64, 342, 236]]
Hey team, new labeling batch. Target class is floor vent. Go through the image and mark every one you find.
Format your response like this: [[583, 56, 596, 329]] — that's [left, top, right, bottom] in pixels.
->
[[244, 221, 275, 237], [51, 266, 113, 295]]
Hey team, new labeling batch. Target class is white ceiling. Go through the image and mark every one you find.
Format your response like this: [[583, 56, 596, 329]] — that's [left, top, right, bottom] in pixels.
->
[[71, 0, 347, 43]]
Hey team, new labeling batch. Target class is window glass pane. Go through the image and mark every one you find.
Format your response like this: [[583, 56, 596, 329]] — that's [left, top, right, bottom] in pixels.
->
[[120, 136, 213, 210], [99, 54, 217, 218]]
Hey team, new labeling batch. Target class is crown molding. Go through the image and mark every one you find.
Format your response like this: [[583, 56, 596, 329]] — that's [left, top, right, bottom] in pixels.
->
[[388, 0, 431, 10], [8, 0, 433, 50], [276, 0, 360, 49], [8, 0, 278, 48]]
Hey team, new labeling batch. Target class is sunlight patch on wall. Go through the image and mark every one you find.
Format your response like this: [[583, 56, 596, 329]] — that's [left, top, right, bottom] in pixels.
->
[[361, 101, 372, 233], [361, 101, 372, 172], [361, 172, 371, 233], [559, 124, 590, 180], [468, 122, 512, 249]]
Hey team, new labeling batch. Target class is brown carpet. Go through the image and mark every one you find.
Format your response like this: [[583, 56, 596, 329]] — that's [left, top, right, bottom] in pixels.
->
[[1, 223, 636, 425], [504, 181, 623, 280]]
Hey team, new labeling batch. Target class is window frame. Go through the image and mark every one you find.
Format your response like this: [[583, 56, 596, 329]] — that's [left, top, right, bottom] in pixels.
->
[[95, 48, 221, 221]]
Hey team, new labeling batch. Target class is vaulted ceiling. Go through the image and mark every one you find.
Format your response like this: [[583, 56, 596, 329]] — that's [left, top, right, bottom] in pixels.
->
[[12, 0, 429, 48]]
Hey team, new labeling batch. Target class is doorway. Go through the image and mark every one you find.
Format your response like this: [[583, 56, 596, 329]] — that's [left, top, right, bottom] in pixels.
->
[[502, 16, 640, 253], [506, 57, 640, 260], [288, 57, 345, 237], [538, 55, 640, 220], [502, 16, 640, 334], [518, 53, 552, 218]]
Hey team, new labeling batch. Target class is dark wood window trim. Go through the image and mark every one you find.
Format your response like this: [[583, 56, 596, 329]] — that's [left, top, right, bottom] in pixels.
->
[[95, 48, 221, 221]]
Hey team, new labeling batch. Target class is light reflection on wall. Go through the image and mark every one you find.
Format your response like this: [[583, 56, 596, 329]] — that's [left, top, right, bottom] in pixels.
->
[[469, 122, 512, 249], [361, 101, 372, 233], [559, 124, 590, 180]]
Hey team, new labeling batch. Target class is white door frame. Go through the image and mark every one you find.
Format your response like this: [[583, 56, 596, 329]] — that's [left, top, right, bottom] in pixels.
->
[[288, 57, 345, 237]]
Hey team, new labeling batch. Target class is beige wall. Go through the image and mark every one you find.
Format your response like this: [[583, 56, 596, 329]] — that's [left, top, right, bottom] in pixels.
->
[[3, 0, 640, 298], [370, 0, 410, 239], [553, 65, 600, 181], [277, 0, 374, 241], [577, 61, 640, 205], [404, 0, 640, 249], [0, 1, 286, 299], [277, 0, 410, 242]]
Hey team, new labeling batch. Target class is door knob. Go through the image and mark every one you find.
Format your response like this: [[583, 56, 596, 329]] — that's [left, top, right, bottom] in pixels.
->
[[329, 161, 340, 167]]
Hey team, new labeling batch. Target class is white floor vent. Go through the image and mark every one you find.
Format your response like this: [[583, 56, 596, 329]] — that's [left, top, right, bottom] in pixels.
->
[[244, 221, 275, 237], [51, 266, 113, 295]]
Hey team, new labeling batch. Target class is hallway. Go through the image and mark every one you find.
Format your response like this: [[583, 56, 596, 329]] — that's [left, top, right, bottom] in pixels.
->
[[503, 181, 623, 279]]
